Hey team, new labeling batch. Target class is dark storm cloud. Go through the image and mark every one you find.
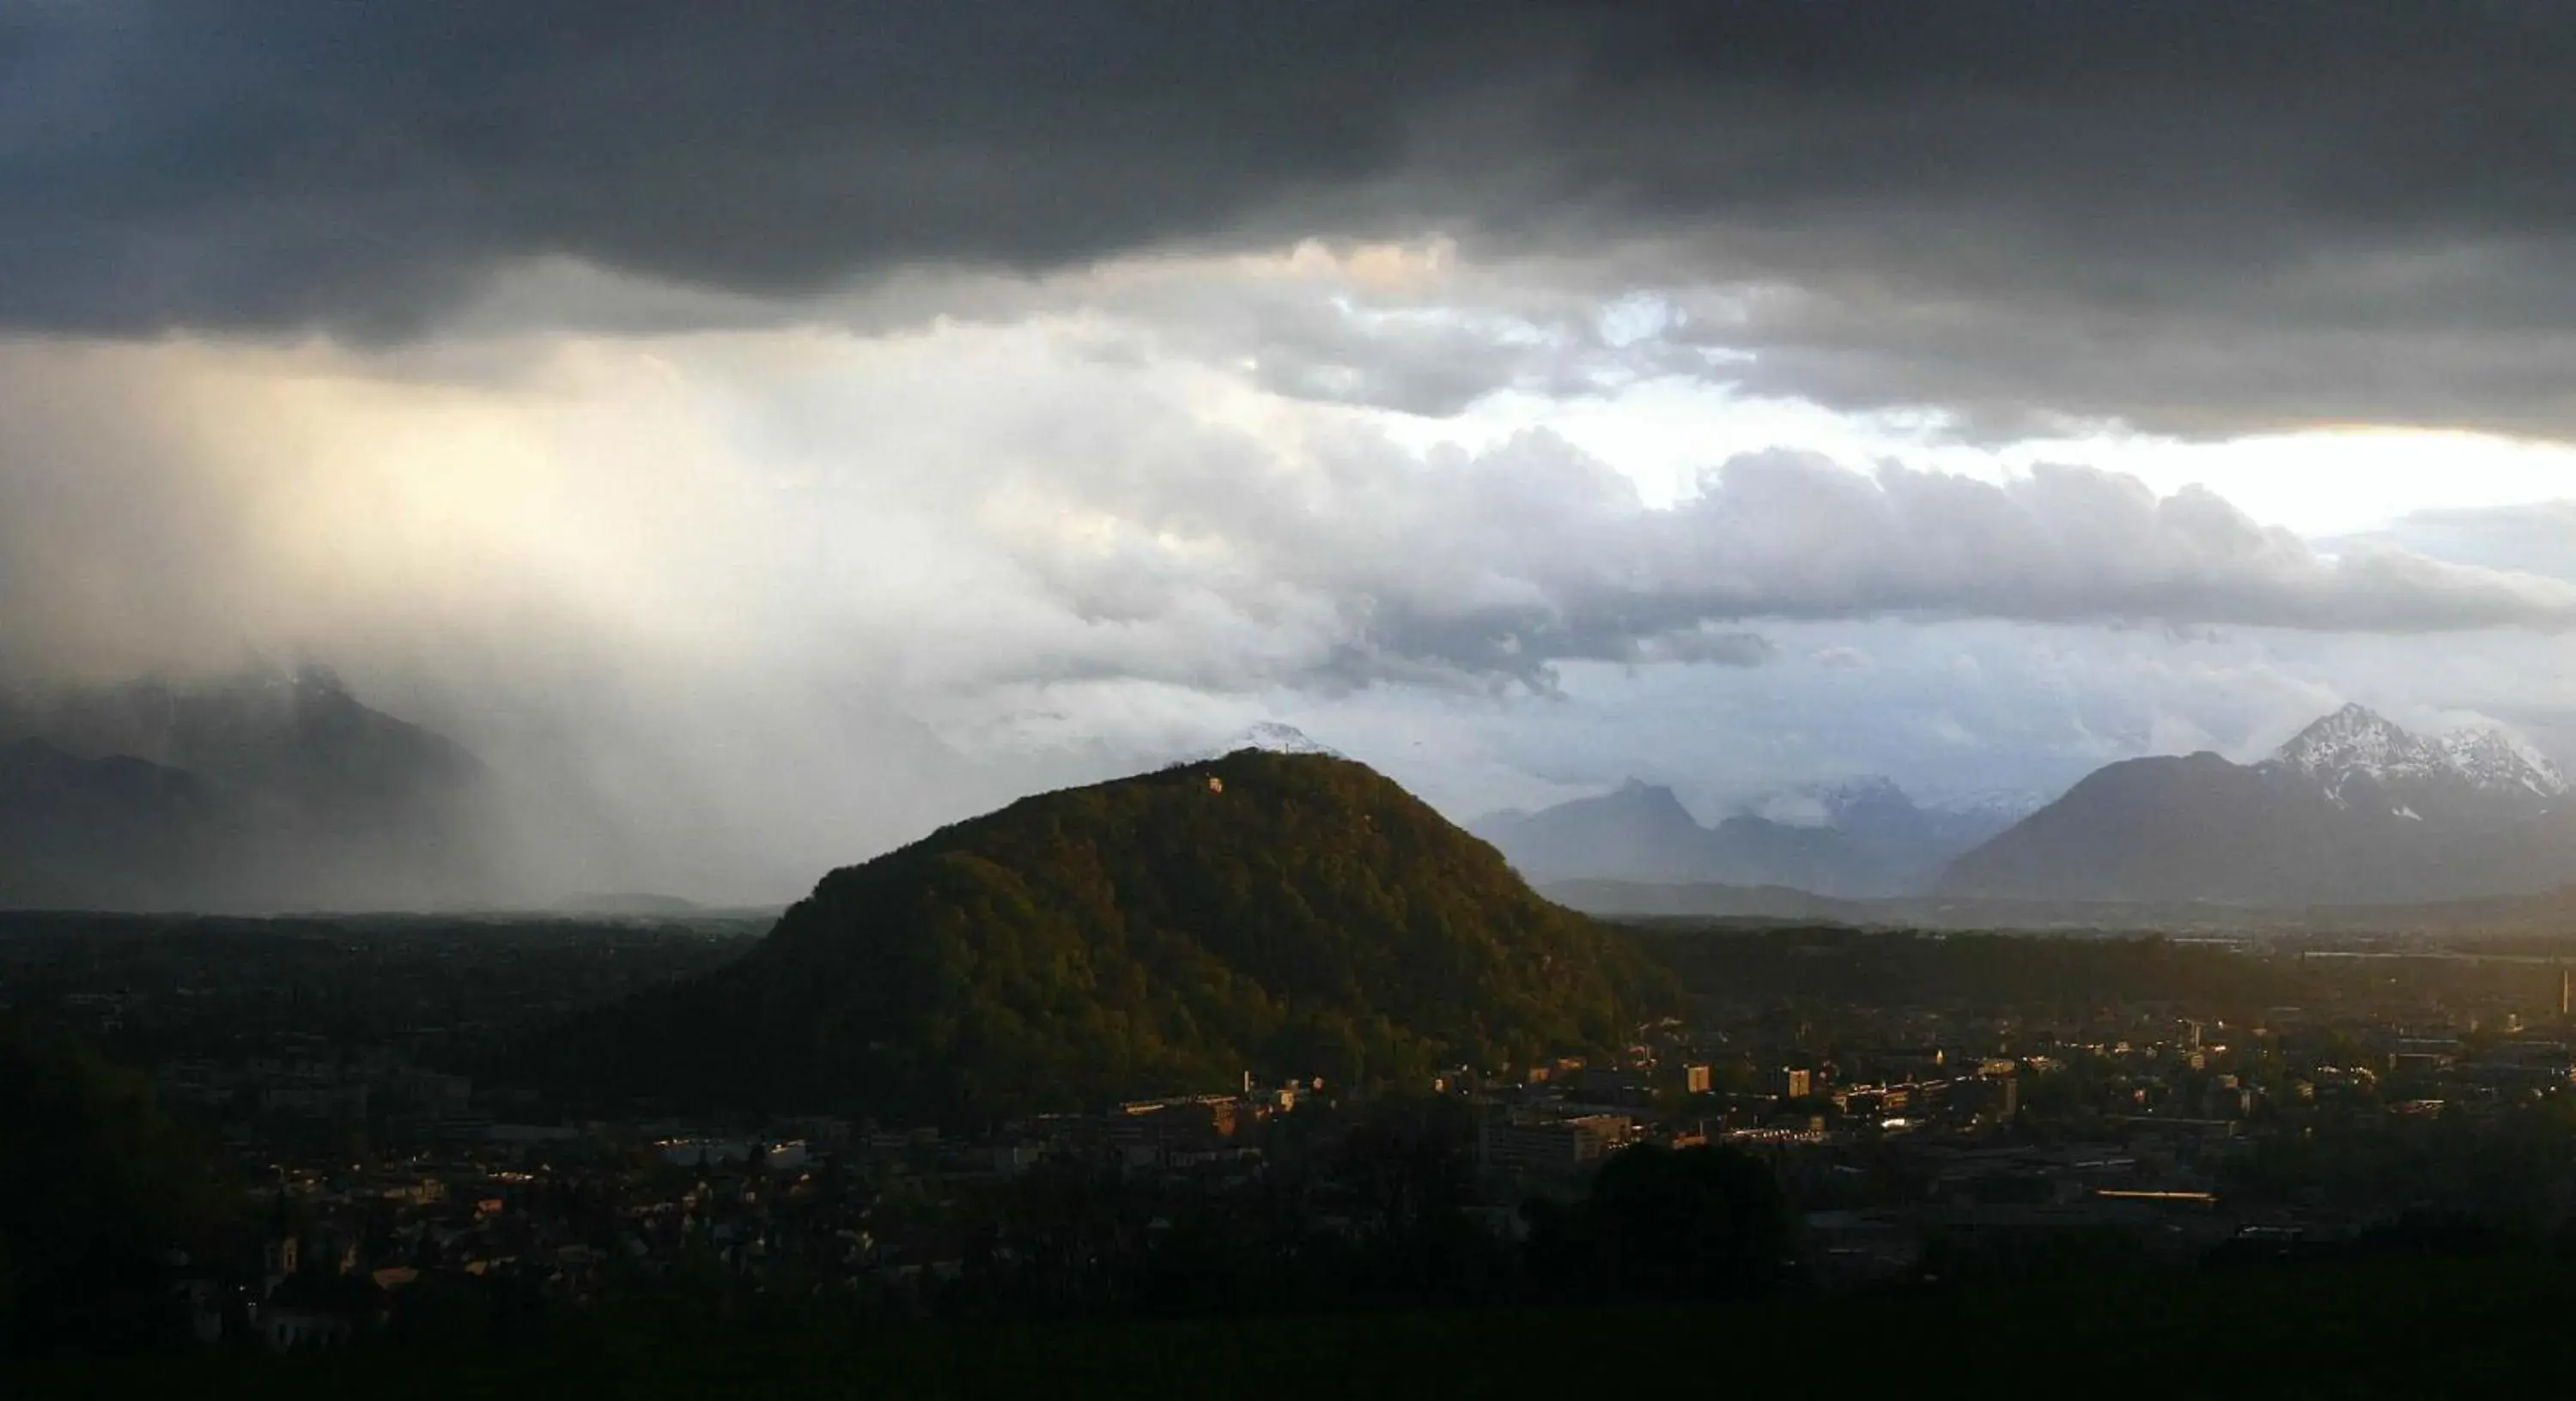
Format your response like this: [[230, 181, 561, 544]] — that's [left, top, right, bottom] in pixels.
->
[[14, 2, 2576, 431], [1, 0, 1498, 335]]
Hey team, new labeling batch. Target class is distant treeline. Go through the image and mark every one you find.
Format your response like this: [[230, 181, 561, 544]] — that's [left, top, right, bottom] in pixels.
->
[[1625, 925, 2318, 1011], [0, 912, 756, 1059]]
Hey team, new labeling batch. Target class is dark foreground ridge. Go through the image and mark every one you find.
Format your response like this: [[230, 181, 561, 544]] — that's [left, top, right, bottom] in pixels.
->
[[31, 1253, 2576, 1399], [538, 749, 1676, 1122]]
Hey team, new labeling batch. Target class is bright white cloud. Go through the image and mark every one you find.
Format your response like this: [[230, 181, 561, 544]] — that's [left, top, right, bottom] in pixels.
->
[[1392, 372, 2576, 534]]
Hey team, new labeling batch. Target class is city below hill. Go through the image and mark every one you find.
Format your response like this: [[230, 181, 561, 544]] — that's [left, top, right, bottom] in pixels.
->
[[534, 749, 1678, 1123]]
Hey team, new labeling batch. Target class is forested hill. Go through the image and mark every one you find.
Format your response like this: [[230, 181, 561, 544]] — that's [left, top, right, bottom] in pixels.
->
[[541, 750, 1676, 1123]]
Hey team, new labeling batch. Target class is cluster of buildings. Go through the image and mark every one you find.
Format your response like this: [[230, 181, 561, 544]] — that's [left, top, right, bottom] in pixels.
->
[[156, 1046, 476, 1128], [163, 970, 2576, 1349], [163, 1075, 1370, 1348]]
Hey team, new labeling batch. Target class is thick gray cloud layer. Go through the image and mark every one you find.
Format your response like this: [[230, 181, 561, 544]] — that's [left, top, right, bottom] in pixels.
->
[[1017, 437, 2576, 691], [14, 2, 2576, 431]]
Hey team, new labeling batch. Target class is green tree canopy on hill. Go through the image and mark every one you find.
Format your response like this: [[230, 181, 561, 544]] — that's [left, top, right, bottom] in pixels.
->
[[0, 1015, 236, 1354], [545, 751, 1677, 1122]]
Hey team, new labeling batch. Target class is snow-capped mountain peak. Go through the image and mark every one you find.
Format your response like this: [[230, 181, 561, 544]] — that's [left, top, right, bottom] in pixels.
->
[[1225, 722, 1343, 758], [1817, 775, 1911, 824], [2267, 703, 2567, 808], [1750, 777, 2046, 833], [2274, 704, 2448, 786], [2439, 723, 2571, 798]]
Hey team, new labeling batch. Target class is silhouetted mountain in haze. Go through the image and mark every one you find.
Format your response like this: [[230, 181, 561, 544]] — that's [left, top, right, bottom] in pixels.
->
[[1941, 706, 2576, 905], [541, 749, 1676, 1122], [1473, 780, 1714, 884], [0, 740, 225, 909], [0, 664, 499, 910], [1472, 778, 2025, 897], [1805, 777, 2038, 886]]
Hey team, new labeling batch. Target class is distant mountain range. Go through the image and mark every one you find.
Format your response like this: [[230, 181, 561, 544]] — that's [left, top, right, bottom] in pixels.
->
[[0, 664, 500, 911], [1472, 777, 2032, 898], [1485, 705, 2576, 911], [20, 676, 2574, 919], [1941, 705, 2576, 906]]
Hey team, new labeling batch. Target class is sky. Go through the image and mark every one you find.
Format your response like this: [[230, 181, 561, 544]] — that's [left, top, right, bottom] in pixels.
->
[[9, 2, 2576, 898]]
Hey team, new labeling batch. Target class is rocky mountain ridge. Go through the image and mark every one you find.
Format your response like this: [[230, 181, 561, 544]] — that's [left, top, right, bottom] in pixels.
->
[[1941, 705, 2576, 906], [1473, 775, 2031, 898]]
